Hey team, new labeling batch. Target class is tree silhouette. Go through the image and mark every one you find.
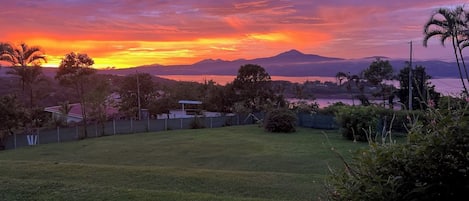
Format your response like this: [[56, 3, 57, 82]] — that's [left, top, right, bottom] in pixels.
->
[[362, 58, 394, 107], [0, 43, 47, 109], [117, 73, 155, 119], [58, 101, 73, 126], [423, 6, 469, 94], [335, 72, 348, 86], [55, 52, 96, 139], [231, 64, 276, 112], [397, 65, 440, 110]]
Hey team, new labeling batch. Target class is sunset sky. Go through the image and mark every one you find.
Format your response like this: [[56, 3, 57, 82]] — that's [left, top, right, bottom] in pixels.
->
[[1, 0, 467, 68]]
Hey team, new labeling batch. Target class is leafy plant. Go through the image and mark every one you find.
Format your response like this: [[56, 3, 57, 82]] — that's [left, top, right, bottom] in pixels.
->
[[263, 108, 297, 133], [335, 106, 379, 141], [325, 102, 469, 201]]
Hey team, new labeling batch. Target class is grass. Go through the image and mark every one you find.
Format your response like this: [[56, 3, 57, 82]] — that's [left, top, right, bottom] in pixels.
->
[[0, 125, 365, 201]]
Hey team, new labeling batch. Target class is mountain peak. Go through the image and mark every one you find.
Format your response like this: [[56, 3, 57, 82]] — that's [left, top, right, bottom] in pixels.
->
[[276, 49, 304, 57], [193, 58, 226, 65]]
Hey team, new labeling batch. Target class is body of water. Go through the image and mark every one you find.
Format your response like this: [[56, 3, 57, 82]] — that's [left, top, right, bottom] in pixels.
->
[[158, 75, 464, 96]]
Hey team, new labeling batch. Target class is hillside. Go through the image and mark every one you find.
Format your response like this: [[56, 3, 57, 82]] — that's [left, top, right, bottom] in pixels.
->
[[0, 49, 461, 79], [100, 49, 460, 79], [0, 125, 363, 201]]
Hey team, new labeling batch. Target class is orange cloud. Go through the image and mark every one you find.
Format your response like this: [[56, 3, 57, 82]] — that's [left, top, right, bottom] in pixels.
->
[[6, 28, 332, 69], [0, 0, 462, 68]]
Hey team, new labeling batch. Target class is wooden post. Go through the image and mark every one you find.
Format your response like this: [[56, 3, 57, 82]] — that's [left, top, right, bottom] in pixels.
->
[[113, 119, 116, 135], [147, 117, 150, 132], [57, 127, 60, 143]]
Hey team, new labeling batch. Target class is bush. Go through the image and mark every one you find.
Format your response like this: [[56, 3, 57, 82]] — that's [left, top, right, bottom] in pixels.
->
[[190, 116, 205, 129], [375, 107, 424, 134], [325, 105, 469, 201], [318, 102, 346, 115], [335, 105, 421, 141], [263, 108, 297, 133], [335, 106, 379, 141]]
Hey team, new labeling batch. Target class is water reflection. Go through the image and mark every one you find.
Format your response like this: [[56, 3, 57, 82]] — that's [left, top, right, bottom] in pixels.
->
[[158, 75, 464, 96]]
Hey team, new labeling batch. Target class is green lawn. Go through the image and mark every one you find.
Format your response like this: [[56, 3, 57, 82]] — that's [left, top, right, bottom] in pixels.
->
[[0, 125, 365, 201]]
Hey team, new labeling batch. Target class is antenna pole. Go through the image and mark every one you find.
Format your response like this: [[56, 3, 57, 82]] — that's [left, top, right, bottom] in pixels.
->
[[408, 41, 413, 111], [136, 71, 142, 120]]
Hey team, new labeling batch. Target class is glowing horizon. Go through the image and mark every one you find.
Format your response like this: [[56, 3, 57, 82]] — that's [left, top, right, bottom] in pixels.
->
[[1, 0, 466, 69]]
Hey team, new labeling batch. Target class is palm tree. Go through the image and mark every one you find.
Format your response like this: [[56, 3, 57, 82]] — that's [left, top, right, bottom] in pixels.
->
[[335, 72, 348, 86], [423, 6, 468, 94], [0, 43, 47, 108], [0, 43, 46, 66], [457, 8, 469, 81]]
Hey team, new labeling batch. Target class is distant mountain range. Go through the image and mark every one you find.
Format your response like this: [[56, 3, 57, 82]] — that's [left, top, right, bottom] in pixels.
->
[[99, 49, 460, 78], [0, 49, 462, 79]]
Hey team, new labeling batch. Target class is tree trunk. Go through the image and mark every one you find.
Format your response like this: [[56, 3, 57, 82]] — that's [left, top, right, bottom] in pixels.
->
[[458, 47, 469, 86], [77, 83, 88, 139], [29, 85, 33, 109], [452, 36, 468, 94]]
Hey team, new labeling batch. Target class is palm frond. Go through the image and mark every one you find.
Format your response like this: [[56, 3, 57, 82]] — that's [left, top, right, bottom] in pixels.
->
[[424, 19, 449, 33], [423, 30, 448, 47], [460, 40, 469, 50]]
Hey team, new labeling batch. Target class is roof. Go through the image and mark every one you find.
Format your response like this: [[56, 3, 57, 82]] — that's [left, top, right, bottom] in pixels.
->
[[44, 103, 83, 118], [178, 100, 202, 105], [44, 103, 119, 118]]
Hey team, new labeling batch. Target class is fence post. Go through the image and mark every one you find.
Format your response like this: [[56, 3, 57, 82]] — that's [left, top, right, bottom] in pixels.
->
[[165, 118, 167, 131], [37, 129, 39, 145], [57, 127, 60, 143], [147, 117, 150, 132], [210, 117, 213, 128], [237, 115, 240, 125], [180, 118, 183, 129], [113, 119, 116, 135], [130, 118, 133, 133], [14, 132, 16, 149]]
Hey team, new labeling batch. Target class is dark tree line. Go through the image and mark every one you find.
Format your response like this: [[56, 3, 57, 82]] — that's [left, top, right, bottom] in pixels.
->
[[336, 58, 441, 110], [0, 46, 292, 142]]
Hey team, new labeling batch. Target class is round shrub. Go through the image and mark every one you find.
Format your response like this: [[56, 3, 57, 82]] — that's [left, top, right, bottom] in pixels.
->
[[264, 108, 297, 133], [335, 106, 379, 141]]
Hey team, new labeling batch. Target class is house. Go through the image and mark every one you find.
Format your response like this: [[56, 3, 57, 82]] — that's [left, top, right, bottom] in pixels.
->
[[44, 103, 119, 123], [155, 100, 227, 119]]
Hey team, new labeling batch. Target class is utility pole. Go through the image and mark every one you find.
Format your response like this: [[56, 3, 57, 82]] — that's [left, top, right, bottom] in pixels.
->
[[408, 41, 413, 111], [136, 71, 142, 120]]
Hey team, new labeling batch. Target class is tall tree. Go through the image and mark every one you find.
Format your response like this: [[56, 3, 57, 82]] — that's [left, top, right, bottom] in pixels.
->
[[86, 76, 112, 135], [362, 58, 394, 107], [231, 64, 277, 112], [336, 72, 363, 105], [0, 43, 47, 109], [117, 73, 156, 119], [397, 65, 440, 110], [55, 52, 96, 139], [424, 6, 469, 94], [0, 95, 24, 150], [6, 66, 47, 108], [200, 80, 228, 112]]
